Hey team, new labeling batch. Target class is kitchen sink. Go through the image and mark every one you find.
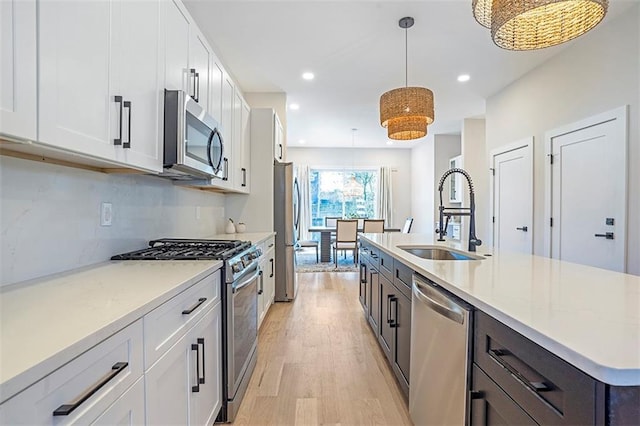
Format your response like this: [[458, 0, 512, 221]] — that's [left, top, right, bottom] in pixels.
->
[[398, 246, 485, 261]]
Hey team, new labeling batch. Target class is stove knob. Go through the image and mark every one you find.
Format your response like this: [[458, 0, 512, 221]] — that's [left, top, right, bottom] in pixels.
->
[[232, 263, 242, 273]]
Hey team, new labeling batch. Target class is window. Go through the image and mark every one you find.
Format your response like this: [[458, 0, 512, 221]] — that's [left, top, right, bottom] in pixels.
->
[[309, 169, 378, 226]]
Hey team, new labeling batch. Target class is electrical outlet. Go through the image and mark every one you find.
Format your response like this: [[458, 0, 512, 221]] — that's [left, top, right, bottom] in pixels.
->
[[101, 202, 113, 226]]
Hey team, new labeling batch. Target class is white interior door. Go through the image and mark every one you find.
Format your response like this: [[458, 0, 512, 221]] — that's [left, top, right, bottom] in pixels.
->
[[492, 139, 533, 254], [549, 109, 627, 272]]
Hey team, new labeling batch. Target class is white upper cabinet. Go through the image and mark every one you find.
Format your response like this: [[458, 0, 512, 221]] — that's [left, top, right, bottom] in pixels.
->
[[112, 0, 163, 172], [239, 96, 251, 193], [0, 0, 37, 141], [164, 0, 190, 93], [38, 0, 163, 173], [274, 113, 284, 162], [215, 74, 235, 188], [189, 29, 211, 112], [38, 0, 117, 162]]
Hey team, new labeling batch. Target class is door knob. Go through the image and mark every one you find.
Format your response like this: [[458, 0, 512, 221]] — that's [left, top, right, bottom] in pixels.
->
[[516, 226, 528, 232], [594, 232, 614, 239]]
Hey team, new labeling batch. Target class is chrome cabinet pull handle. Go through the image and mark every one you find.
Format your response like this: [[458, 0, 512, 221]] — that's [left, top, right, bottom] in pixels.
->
[[223, 158, 229, 181], [258, 270, 264, 295], [516, 226, 528, 232], [488, 348, 551, 393], [182, 297, 207, 315], [241, 168, 247, 187], [53, 362, 128, 416], [190, 68, 197, 101], [113, 96, 123, 146]]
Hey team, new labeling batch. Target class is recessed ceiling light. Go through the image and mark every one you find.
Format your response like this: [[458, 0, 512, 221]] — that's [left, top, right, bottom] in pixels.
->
[[299, 139, 306, 144], [457, 74, 471, 82], [302, 72, 315, 81], [289, 103, 300, 110]]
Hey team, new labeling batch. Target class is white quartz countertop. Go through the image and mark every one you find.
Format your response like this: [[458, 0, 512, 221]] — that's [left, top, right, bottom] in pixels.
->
[[206, 232, 275, 246], [0, 260, 222, 403], [361, 233, 640, 386]]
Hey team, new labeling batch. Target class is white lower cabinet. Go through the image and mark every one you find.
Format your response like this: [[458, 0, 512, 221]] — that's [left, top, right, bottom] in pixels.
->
[[145, 302, 222, 425], [0, 320, 144, 425], [258, 241, 276, 328], [91, 377, 145, 426]]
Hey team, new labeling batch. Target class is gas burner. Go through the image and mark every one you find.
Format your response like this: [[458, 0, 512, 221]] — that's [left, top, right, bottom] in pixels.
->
[[110, 238, 251, 261]]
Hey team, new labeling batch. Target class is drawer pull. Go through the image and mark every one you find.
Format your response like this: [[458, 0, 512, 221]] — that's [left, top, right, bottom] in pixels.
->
[[182, 297, 207, 315], [191, 343, 200, 392], [489, 348, 551, 393], [53, 362, 128, 416], [198, 338, 206, 384]]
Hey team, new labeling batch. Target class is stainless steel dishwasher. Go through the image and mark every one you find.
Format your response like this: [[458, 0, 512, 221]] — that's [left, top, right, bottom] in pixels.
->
[[409, 274, 472, 426]]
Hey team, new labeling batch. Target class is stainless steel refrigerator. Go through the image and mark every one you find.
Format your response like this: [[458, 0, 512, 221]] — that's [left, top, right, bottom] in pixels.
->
[[274, 161, 299, 301]]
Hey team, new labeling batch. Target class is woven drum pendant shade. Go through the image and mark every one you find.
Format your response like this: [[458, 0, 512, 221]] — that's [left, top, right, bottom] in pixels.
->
[[492, 0, 608, 50], [472, 0, 492, 28], [380, 87, 434, 140]]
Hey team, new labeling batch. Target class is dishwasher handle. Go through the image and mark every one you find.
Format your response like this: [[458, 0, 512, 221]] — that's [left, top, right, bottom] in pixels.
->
[[413, 280, 465, 324]]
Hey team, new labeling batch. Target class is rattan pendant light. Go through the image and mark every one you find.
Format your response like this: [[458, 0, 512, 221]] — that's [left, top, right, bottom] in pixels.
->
[[379, 17, 434, 141], [474, 0, 608, 50]]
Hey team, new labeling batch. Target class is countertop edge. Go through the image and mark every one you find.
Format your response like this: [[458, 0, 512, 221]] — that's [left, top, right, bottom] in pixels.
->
[[0, 260, 223, 403], [361, 235, 640, 387]]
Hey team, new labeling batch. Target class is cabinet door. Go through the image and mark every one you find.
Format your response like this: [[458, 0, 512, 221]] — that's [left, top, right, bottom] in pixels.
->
[[232, 89, 243, 191], [216, 75, 234, 186], [210, 60, 223, 123], [257, 261, 267, 328], [164, 0, 189, 92], [392, 291, 411, 397], [238, 96, 251, 193], [91, 378, 145, 425], [38, 0, 117, 161], [112, 0, 163, 173], [378, 274, 394, 363], [266, 250, 276, 305], [368, 269, 380, 337], [189, 304, 223, 426], [189, 29, 210, 111], [358, 260, 367, 311], [0, 0, 37, 140], [471, 365, 538, 426], [274, 113, 284, 161], [145, 334, 190, 425]]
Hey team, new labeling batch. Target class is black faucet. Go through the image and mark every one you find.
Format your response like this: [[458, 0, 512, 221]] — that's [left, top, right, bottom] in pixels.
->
[[436, 168, 482, 252]]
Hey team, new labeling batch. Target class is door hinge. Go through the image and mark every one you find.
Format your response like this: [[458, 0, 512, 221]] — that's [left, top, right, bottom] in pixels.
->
[[550, 217, 553, 227], [549, 154, 554, 164], [490, 168, 495, 176]]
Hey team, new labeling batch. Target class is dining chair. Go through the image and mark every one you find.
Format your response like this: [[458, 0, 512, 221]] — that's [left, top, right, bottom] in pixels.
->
[[363, 219, 385, 233], [402, 217, 414, 233], [332, 220, 358, 267], [325, 216, 341, 227], [357, 218, 366, 229], [297, 239, 319, 263]]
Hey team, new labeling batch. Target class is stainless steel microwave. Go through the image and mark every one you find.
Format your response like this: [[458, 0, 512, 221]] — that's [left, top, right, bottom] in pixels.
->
[[162, 90, 225, 179]]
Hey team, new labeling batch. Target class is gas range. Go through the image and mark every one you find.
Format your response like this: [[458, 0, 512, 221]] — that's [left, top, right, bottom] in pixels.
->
[[111, 238, 261, 283]]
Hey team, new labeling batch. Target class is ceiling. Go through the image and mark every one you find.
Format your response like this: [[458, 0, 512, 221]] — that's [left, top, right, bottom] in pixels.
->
[[184, 0, 632, 149]]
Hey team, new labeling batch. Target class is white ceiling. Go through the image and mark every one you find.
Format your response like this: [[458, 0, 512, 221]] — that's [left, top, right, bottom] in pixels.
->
[[184, 0, 632, 149]]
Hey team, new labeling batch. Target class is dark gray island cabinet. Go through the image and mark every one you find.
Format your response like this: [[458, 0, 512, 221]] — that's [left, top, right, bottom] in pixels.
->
[[358, 236, 639, 426], [471, 311, 640, 426]]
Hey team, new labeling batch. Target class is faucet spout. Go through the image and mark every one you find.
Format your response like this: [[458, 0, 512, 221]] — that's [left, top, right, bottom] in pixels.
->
[[436, 168, 482, 252]]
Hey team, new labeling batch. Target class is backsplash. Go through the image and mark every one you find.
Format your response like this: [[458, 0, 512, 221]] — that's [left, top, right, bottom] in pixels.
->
[[0, 156, 226, 287]]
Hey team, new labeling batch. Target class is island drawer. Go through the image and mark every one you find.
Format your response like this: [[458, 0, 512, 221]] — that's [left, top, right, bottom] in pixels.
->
[[474, 311, 601, 425], [0, 319, 143, 424], [143, 269, 221, 368], [367, 244, 380, 270], [393, 260, 413, 300], [378, 250, 393, 281]]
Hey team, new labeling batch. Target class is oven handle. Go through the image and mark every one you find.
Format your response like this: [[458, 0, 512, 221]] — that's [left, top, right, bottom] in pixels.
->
[[232, 267, 261, 294]]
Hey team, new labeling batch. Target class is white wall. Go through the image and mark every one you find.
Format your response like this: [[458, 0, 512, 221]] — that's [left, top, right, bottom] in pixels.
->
[[434, 134, 462, 229], [0, 156, 226, 286], [286, 147, 412, 230], [485, 5, 640, 274], [461, 119, 488, 249], [410, 138, 435, 235]]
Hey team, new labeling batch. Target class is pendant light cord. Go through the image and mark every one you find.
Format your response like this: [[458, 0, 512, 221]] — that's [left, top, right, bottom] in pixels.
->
[[405, 25, 408, 87]]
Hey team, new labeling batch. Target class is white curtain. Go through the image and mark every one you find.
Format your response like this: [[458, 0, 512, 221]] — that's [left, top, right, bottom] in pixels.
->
[[297, 165, 313, 241], [377, 166, 393, 227]]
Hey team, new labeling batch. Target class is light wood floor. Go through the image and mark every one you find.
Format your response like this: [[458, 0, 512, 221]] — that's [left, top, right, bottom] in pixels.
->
[[232, 272, 413, 426]]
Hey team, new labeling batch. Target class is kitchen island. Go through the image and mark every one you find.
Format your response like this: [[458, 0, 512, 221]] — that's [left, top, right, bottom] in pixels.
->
[[359, 232, 639, 424]]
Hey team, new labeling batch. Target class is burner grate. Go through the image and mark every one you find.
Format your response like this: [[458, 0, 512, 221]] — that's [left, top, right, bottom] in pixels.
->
[[111, 239, 251, 261]]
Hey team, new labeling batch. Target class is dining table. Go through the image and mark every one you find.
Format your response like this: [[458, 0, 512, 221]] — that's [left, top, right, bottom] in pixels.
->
[[307, 226, 401, 262]]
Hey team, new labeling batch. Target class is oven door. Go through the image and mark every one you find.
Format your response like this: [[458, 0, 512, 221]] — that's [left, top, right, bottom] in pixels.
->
[[227, 264, 259, 400]]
